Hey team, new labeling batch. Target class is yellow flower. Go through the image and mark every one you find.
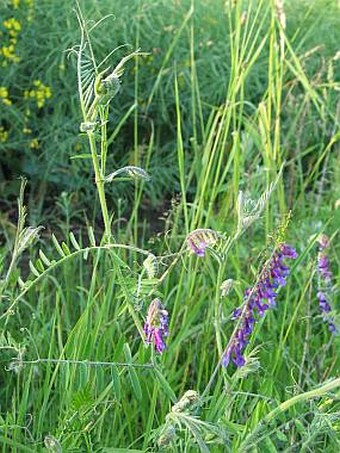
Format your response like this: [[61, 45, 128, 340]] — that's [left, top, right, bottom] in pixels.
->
[[24, 80, 52, 108], [0, 87, 12, 105], [11, 0, 21, 8], [3, 18, 21, 32], [0, 126, 9, 143], [1, 45, 20, 63], [30, 138, 39, 149], [0, 86, 9, 97], [1, 18, 21, 66], [45, 87, 52, 98]]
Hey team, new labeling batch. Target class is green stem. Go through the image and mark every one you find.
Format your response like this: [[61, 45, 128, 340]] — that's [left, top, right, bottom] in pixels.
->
[[99, 105, 109, 175], [241, 377, 340, 451], [88, 131, 112, 242], [214, 265, 224, 358], [18, 358, 154, 369], [4, 251, 18, 286], [268, 377, 340, 418]]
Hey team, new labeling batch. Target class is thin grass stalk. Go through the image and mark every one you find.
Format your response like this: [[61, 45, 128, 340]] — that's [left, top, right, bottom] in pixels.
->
[[174, 71, 189, 233]]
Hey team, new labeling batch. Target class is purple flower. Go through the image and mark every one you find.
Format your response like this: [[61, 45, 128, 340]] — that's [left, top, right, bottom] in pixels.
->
[[186, 229, 219, 257], [317, 234, 330, 250], [328, 322, 337, 334], [317, 291, 332, 313], [187, 237, 207, 257], [317, 253, 332, 282], [317, 290, 337, 334], [280, 243, 298, 259], [315, 235, 337, 334], [144, 298, 169, 353], [222, 243, 297, 368]]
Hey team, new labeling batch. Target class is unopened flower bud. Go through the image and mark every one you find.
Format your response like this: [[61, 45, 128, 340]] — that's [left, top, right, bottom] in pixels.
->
[[171, 390, 200, 413], [95, 73, 120, 105], [220, 279, 234, 297]]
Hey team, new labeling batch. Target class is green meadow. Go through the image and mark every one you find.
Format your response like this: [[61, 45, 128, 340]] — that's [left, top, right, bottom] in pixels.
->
[[0, 0, 339, 451]]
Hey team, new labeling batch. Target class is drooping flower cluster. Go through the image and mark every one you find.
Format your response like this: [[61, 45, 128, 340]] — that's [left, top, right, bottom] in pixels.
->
[[316, 234, 337, 334], [222, 243, 297, 368], [317, 235, 332, 281], [186, 229, 219, 257], [144, 298, 169, 353]]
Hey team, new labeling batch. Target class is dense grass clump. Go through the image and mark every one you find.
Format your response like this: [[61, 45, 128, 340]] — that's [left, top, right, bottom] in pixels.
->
[[0, 0, 339, 451]]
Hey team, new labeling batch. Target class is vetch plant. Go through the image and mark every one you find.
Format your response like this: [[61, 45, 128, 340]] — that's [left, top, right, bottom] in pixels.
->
[[144, 298, 169, 353], [1, 2, 339, 451], [199, 220, 300, 406], [186, 228, 220, 257], [316, 234, 337, 334], [222, 243, 298, 367], [156, 389, 227, 450], [73, 5, 147, 242], [0, 178, 43, 292]]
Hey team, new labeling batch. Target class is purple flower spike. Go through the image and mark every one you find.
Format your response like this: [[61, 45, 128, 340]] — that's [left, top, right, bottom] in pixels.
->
[[317, 291, 332, 313], [317, 253, 332, 282], [315, 235, 337, 335], [154, 329, 166, 353], [317, 291, 337, 334], [144, 298, 169, 354], [280, 243, 298, 259], [222, 242, 297, 368]]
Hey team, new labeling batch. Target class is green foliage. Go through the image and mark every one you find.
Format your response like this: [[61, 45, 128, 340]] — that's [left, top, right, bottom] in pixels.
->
[[1, 0, 339, 220], [0, 0, 339, 452]]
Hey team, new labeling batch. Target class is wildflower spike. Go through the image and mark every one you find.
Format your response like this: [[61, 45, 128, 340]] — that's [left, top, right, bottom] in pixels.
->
[[144, 298, 169, 353], [316, 234, 337, 334], [222, 243, 297, 368]]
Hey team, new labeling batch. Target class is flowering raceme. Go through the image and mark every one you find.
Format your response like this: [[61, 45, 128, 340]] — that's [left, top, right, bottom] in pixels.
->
[[222, 243, 297, 367], [144, 298, 169, 353], [186, 229, 219, 257], [316, 234, 337, 334]]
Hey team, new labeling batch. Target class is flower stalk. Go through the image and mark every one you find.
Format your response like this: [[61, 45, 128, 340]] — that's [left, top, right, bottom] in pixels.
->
[[87, 130, 112, 241], [222, 243, 297, 367]]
